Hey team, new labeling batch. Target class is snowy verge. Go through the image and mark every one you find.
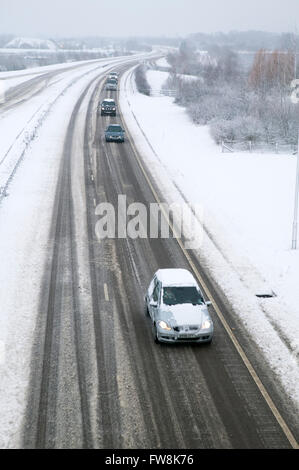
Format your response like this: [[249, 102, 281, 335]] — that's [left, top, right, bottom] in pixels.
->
[[0, 61, 107, 199], [119, 66, 299, 414]]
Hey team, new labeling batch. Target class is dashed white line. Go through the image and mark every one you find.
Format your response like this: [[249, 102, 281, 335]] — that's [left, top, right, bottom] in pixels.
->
[[104, 283, 109, 301]]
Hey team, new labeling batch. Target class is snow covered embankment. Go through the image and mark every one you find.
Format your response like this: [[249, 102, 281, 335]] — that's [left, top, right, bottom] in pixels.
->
[[0, 61, 107, 200]]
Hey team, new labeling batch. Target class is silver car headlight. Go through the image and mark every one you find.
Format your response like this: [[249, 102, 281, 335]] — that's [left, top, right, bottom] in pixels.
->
[[201, 319, 211, 329], [158, 320, 172, 331]]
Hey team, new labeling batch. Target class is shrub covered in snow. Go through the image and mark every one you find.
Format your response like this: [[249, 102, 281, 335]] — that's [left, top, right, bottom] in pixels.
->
[[166, 46, 299, 147], [134, 64, 151, 96], [210, 115, 264, 144]]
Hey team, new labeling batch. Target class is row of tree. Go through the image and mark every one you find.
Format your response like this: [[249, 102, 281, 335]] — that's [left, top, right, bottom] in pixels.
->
[[249, 49, 295, 92], [163, 44, 299, 147]]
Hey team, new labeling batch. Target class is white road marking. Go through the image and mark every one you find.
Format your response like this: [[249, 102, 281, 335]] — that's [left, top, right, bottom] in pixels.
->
[[104, 283, 109, 301]]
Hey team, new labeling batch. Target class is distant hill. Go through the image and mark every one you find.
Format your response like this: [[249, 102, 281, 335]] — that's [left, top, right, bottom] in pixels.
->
[[4, 37, 58, 50]]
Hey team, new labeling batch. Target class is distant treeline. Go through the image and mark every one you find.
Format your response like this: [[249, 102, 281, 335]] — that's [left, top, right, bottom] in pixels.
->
[[1, 31, 298, 52], [162, 40, 299, 146], [0, 34, 154, 52], [189, 30, 299, 52]]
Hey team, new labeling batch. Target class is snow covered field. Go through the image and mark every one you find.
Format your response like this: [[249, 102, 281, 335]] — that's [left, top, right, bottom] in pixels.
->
[[119, 66, 299, 413]]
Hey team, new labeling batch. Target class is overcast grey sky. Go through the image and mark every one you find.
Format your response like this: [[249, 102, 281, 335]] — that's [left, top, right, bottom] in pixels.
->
[[1, 0, 298, 37]]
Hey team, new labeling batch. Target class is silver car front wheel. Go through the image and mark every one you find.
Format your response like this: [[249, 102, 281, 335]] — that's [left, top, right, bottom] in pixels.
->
[[153, 323, 159, 344]]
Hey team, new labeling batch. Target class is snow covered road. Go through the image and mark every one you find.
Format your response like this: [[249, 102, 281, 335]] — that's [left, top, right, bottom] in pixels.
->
[[0, 54, 298, 449], [0, 54, 155, 447]]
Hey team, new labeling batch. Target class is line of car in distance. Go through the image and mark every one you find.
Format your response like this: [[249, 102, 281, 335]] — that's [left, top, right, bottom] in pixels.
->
[[100, 72, 125, 142]]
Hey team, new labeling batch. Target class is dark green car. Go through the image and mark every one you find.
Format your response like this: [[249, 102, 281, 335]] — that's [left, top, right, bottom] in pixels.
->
[[100, 98, 116, 116], [105, 124, 125, 142]]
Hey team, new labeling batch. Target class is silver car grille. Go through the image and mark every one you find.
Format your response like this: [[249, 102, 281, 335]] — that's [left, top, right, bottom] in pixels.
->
[[173, 325, 199, 332]]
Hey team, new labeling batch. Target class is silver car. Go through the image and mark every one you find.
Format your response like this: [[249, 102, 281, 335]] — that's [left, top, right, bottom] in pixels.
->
[[145, 268, 213, 344], [108, 72, 118, 82], [105, 78, 117, 91]]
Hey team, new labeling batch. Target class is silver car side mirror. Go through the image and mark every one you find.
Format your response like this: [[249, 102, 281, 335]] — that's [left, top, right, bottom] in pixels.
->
[[150, 299, 158, 307], [205, 300, 212, 307]]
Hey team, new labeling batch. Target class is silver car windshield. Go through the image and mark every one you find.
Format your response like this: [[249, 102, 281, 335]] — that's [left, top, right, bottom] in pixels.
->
[[163, 286, 204, 306]]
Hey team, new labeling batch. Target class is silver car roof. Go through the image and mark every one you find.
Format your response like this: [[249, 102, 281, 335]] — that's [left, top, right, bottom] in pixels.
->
[[155, 268, 198, 287]]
